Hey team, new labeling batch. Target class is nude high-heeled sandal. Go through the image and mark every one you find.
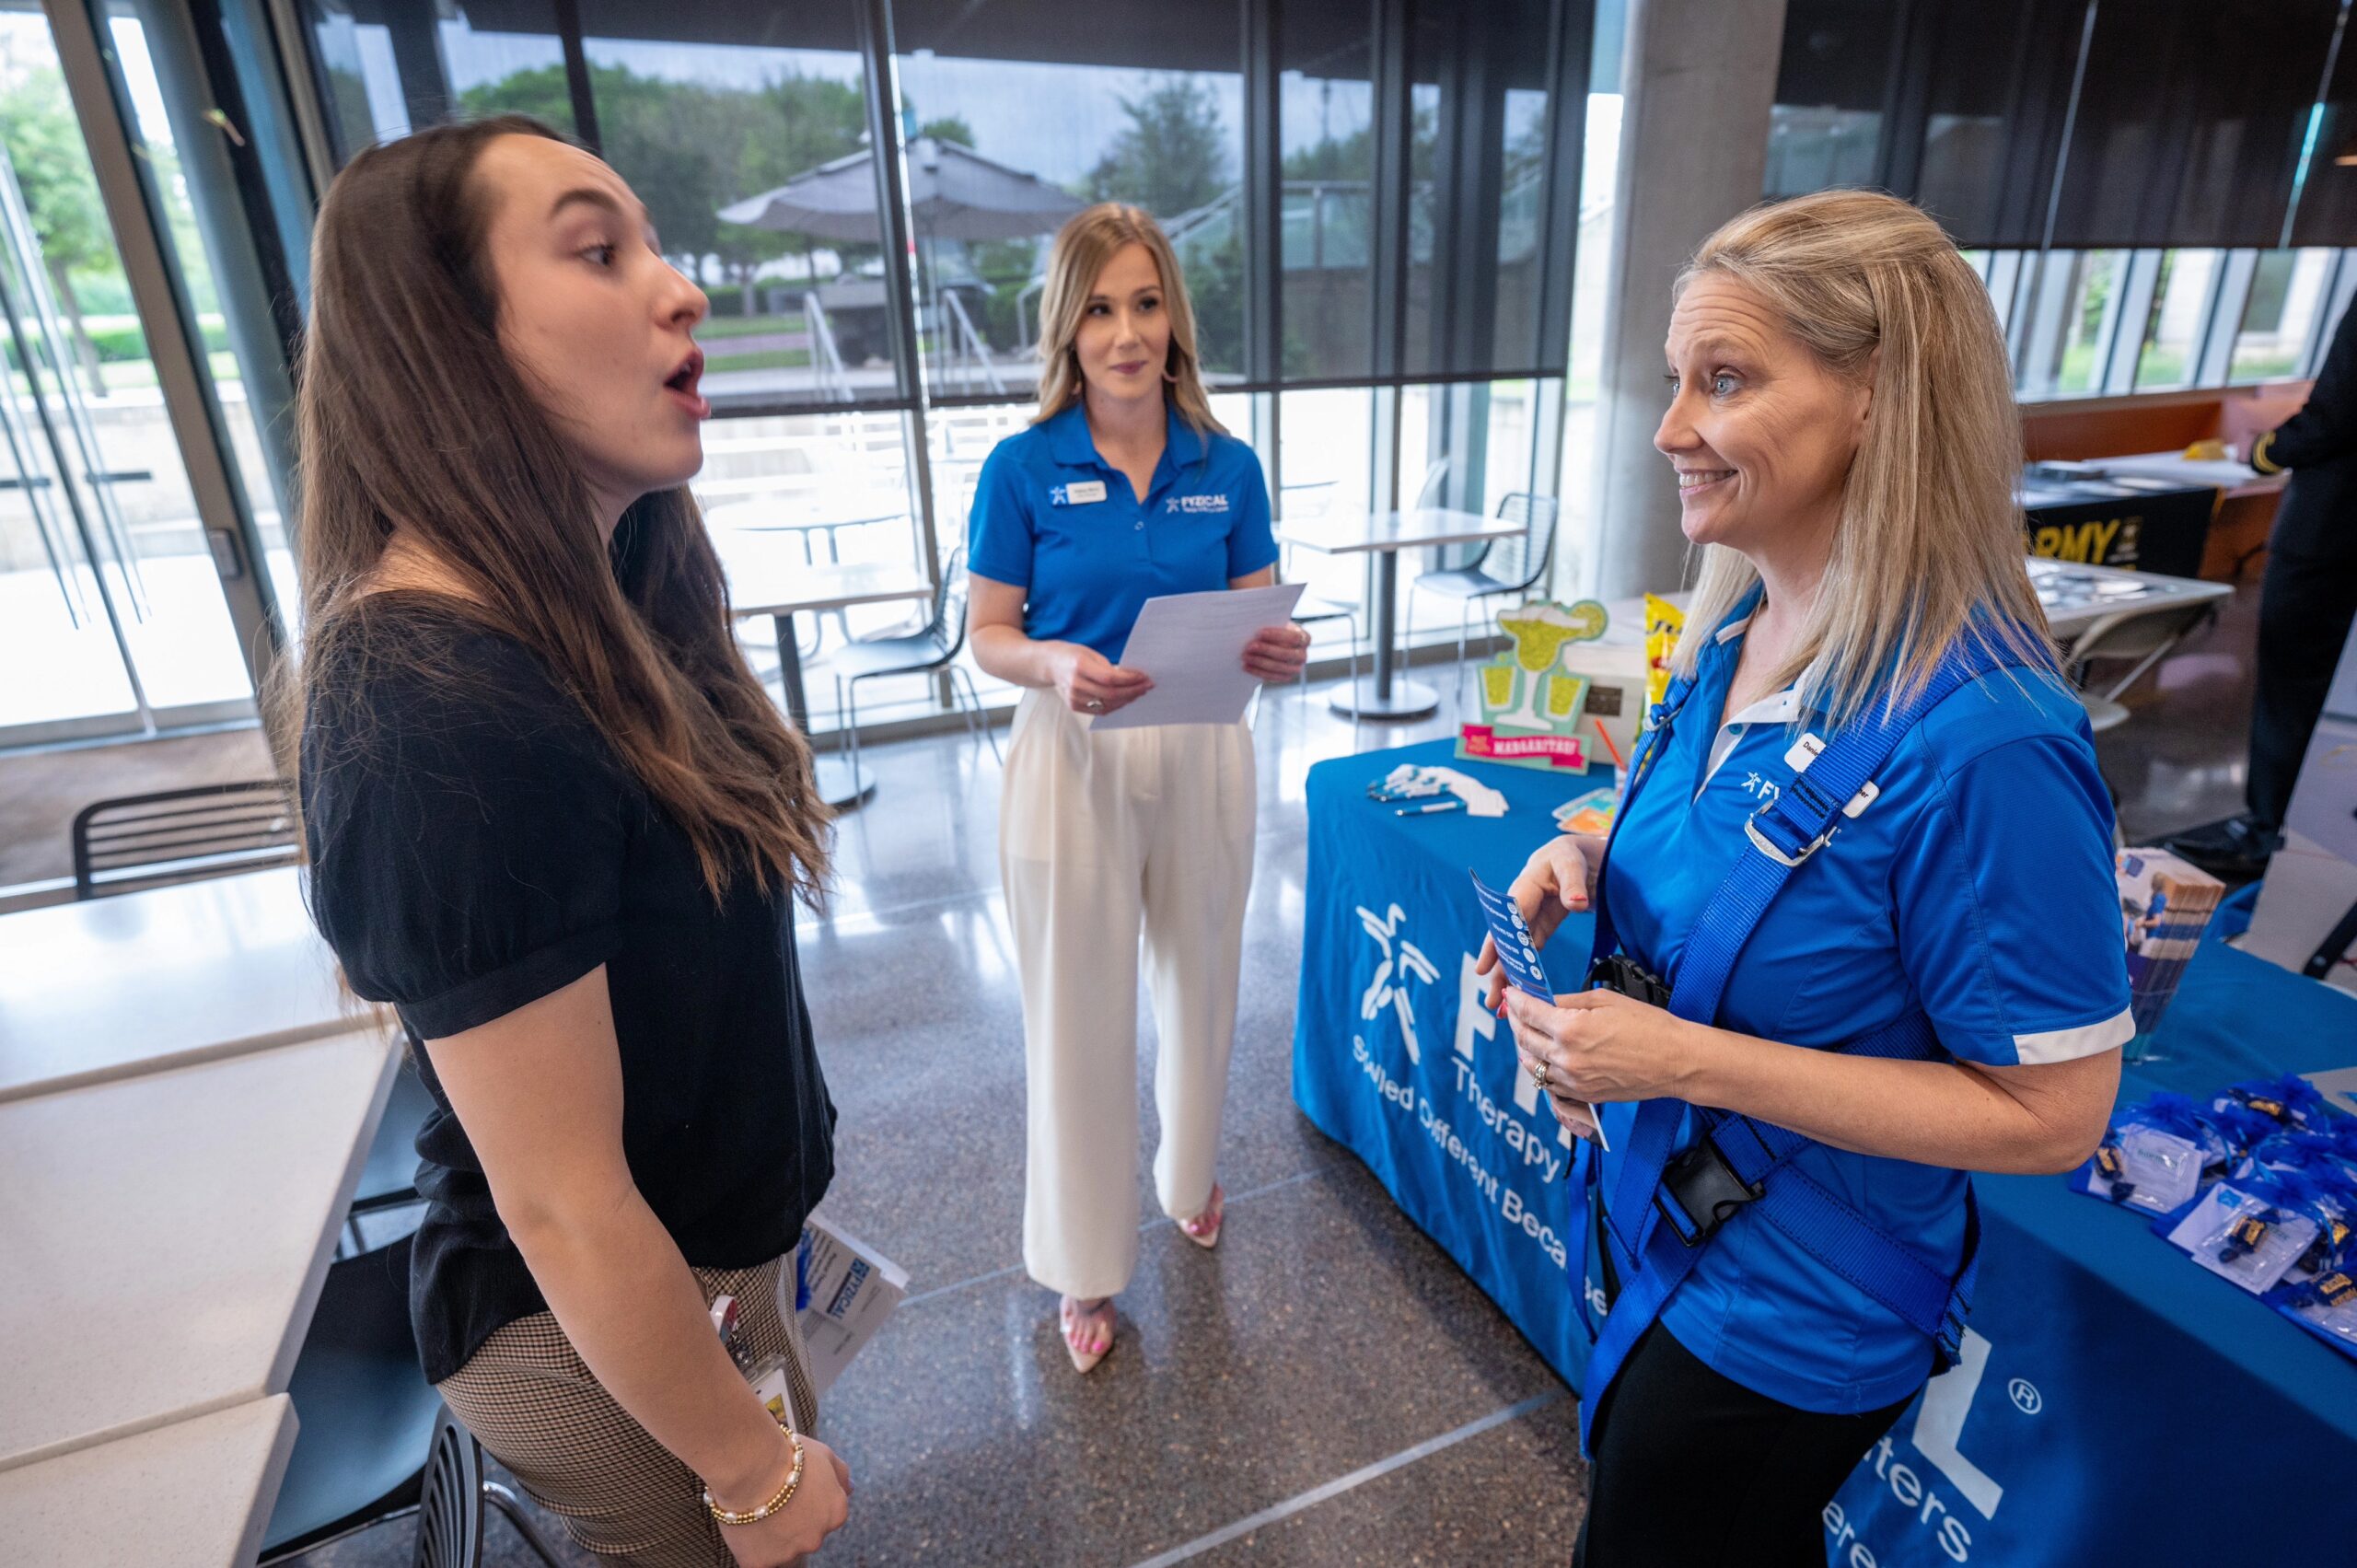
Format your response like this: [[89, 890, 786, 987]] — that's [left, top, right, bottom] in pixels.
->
[[1061, 1295, 1115, 1374], [1178, 1183, 1225, 1249]]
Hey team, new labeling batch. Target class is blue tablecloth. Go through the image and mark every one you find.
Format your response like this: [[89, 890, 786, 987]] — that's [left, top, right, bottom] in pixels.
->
[[1292, 741, 1614, 1389], [1292, 739, 2357, 1565]]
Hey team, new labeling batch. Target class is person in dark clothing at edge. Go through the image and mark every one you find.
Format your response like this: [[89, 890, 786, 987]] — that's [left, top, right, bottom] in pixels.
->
[[2170, 301, 2357, 878]]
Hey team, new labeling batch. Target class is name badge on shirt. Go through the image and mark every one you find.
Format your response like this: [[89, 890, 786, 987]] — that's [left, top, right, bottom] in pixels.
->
[[1052, 480, 1108, 506]]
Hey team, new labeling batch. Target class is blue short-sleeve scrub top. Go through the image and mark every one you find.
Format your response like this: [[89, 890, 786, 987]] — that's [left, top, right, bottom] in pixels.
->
[[966, 401, 1280, 662], [1596, 603, 2134, 1414]]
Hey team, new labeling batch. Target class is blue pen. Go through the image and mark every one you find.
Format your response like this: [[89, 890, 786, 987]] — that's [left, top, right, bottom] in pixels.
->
[[1397, 798, 1464, 816]]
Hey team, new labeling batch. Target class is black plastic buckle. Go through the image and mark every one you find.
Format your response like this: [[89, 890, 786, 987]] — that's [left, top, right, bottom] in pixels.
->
[[1655, 1136, 1764, 1247], [1585, 953, 1673, 1009]]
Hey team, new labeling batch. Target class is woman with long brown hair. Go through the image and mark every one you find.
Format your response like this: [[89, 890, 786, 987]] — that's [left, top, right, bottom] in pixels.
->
[[290, 116, 850, 1566], [968, 204, 1309, 1373]]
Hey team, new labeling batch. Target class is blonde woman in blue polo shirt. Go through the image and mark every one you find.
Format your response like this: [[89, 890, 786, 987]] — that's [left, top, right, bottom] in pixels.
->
[[970, 204, 1309, 1374], [1485, 192, 2131, 1566]]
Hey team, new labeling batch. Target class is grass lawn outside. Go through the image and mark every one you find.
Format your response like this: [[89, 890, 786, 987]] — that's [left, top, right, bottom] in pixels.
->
[[697, 314, 808, 341], [707, 348, 814, 373]]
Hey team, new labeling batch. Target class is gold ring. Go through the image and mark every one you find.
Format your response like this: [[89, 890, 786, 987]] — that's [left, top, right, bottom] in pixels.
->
[[1529, 1061, 1549, 1091]]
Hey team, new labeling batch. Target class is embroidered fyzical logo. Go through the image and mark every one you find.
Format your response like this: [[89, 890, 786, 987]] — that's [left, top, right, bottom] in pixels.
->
[[1167, 494, 1230, 514]]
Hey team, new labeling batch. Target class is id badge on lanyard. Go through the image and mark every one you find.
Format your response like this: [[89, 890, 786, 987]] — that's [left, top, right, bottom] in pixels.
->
[[710, 1293, 803, 1432]]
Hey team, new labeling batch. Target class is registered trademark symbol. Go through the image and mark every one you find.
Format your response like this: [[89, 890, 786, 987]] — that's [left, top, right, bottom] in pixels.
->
[[2008, 1378, 2042, 1414]]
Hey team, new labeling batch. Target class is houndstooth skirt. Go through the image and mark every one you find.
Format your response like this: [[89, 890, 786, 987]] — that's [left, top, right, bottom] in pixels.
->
[[435, 1254, 820, 1568]]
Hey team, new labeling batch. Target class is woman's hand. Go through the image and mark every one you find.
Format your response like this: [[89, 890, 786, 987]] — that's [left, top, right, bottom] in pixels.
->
[[1474, 834, 1595, 1011], [1504, 986, 1698, 1140], [712, 1430, 853, 1566], [1049, 642, 1153, 714], [1242, 622, 1312, 683]]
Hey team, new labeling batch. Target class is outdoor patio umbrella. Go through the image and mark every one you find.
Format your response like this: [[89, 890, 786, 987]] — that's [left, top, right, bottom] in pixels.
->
[[718, 137, 1086, 241]]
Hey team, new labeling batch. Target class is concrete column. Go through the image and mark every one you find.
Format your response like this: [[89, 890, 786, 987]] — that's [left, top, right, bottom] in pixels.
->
[[1585, 0, 1787, 599]]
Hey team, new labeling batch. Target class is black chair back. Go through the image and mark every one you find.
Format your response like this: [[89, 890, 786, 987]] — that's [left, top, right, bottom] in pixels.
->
[[415, 1409, 488, 1568], [262, 1232, 441, 1559], [71, 779, 300, 900], [1486, 493, 1560, 593], [351, 1058, 435, 1214]]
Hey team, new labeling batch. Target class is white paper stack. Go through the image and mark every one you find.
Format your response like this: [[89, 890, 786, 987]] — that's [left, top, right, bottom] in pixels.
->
[[1091, 583, 1306, 729]]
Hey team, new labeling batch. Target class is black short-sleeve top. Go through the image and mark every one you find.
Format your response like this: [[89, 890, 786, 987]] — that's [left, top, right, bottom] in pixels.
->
[[299, 598, 834, 1385]]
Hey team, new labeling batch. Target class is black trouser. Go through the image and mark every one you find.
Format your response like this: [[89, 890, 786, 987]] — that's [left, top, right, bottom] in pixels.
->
[[1572, 1323, 1916, 1568], [2247, 548, 2357, 830]]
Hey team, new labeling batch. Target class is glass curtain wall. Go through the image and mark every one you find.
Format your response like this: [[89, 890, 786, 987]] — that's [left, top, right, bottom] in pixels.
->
[[301, 0, 572, 152], [2134, 249, 2222, 389], [0, 0, 285, 748], [1278, 3, 1375, 383], [577, 15, 900, 411], [1765, 0, 2357, 405], [262, 0, 1595, 737], [1972, 243, 2357, 399], [893, 0, 1247, 395], [2230, 249, 2339, 382]]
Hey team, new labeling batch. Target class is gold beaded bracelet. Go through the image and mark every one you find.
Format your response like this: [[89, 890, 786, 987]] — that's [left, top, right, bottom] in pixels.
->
[[702, 1417, 806, 1527]]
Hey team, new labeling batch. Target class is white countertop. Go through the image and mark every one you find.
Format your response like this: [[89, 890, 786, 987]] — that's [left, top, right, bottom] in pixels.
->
[[0, 865, 373, 1104], [0, 1028, 399, 1469], [0, 1397, 296, 1567], [1279, 507, 1528, 555]]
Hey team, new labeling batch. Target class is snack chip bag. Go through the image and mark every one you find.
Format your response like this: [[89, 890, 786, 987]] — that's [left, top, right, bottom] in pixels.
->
[[1643, 593, 1684, 714]]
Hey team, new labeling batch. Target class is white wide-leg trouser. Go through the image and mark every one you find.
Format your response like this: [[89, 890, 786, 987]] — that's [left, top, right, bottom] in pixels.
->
[[1000, 690, 1258, 1301]]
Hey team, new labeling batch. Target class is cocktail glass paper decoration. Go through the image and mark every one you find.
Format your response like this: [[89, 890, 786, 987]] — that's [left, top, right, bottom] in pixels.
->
[[1457, 599, 1610, 772]]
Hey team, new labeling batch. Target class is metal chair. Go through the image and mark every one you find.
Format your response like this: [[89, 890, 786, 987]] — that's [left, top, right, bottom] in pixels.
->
[[1404, 493, 1561, 691], [1290, 594, 1364, 696], [71, 779, 300, 900], [2066, 600, 2219, 850], [2065, 600, 2221, 734], [1411, 456, 1451, 508], [1280, 485, 1364, 698], [260, 1233, 563, 1567], [830, 547, 1000, 775], [342, 1058, 435, 1256]]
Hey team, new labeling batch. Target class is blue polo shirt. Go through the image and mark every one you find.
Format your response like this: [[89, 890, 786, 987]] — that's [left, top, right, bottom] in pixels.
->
[[966, 401, 1279, 663], [1598, 606, 2133, 1414]]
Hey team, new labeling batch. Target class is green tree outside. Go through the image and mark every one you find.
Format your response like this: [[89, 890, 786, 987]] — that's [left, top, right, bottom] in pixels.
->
[[1080, 77, 1241, 374], [458, 62, 868, 318], [1087, 79, 1228, 218], [0, 63, 117, 398]]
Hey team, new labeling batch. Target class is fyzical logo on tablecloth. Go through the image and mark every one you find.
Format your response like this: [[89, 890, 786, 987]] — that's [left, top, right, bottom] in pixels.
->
[[1827, 1327, 2037, 1564], [1355, 902, 1438, 1063], [1348, 896, 1576, 1268]]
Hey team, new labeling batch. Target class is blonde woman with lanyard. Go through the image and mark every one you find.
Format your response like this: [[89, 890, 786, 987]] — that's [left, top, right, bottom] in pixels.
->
[[970, 204, 1310, 1373], [1481, 192, 2129, 1566]]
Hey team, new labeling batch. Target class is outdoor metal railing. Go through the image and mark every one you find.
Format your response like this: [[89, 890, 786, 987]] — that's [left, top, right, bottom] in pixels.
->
[[937, 289, 1007, 396], [802, 291, 856, 403]]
